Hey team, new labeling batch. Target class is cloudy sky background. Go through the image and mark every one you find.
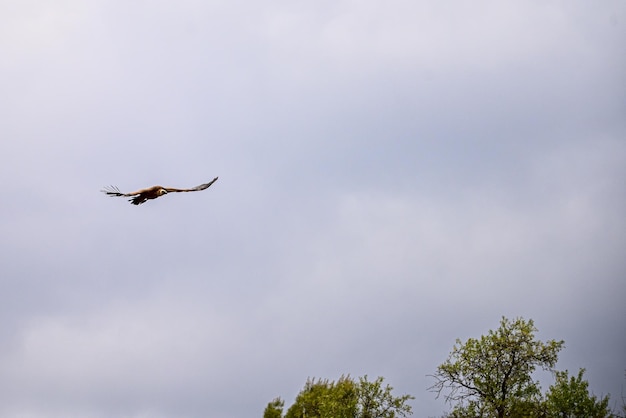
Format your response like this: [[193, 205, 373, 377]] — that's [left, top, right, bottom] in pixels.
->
[[1, 1, 625, 417]]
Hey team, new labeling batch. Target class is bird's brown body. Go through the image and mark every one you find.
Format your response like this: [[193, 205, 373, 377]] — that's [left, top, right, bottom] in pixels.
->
[[101, 177, 218, 205]]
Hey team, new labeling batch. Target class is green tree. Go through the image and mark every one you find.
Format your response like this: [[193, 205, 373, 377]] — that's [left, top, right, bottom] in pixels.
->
[[430, 317, 564, 418], [543, 368, 613, 418], [271, 375, 413, 418], [284, 375, 358, 418], [358, 375, 414, 418], [264, 397, 285, 418]]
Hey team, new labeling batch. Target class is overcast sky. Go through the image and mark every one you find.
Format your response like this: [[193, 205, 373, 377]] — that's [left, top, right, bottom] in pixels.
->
[[1, 1, 625, 417]]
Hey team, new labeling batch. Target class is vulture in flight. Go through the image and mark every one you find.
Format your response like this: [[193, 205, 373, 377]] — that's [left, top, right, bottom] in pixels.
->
[[101, 177, 218, 205]]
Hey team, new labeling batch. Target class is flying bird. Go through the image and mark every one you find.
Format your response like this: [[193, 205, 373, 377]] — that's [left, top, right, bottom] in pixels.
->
[[101, 177, 218, 205]]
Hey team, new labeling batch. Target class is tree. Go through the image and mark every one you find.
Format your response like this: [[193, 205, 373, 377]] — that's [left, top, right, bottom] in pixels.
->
[[264, 397, 285, 418], [358, 375, 414, 418], [284, 375, 357, 418], [269, 375, 413, 418], [430, 317, 564, 418], [543, 368, 613, 418]]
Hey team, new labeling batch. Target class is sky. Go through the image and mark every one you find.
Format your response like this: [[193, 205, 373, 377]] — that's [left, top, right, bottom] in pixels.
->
[[1, 1, 625, 417]]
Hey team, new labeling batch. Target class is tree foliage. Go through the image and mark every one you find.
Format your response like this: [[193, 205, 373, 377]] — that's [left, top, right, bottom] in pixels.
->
[[430, 317, 564, 418], [266, 375, 413, 418], [264, 397, 285, 418], [358, 376, 414, 418], [544, 368, 613, 418], [284, 375, 357, 418]]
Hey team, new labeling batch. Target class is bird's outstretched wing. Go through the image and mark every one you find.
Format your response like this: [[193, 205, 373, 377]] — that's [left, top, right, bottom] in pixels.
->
[[101, 185, 164, 205], [101, 185, 129, 197], [163, 176, 219, 193], [100, 185, 157, 197]]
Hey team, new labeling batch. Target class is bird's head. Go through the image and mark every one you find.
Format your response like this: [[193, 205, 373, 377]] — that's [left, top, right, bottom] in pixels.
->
[[158, 188, 168, 196]]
